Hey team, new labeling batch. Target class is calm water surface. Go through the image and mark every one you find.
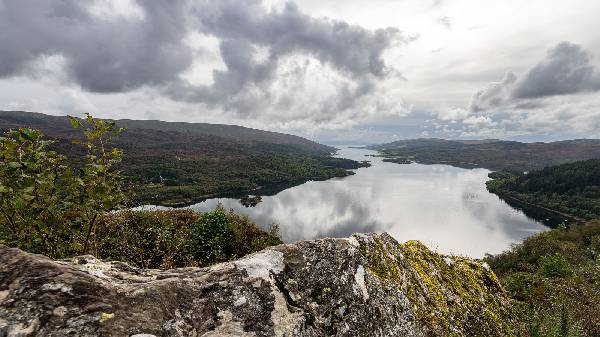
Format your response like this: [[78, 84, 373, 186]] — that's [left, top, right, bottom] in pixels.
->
[[175, 147, 550, 258]]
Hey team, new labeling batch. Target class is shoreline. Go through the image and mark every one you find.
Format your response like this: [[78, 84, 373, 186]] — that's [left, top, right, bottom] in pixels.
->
[[490, 191, 585, 224]]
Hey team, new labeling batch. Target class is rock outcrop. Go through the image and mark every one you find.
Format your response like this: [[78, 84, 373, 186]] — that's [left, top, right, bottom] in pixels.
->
[[0, 233, 514, 336]]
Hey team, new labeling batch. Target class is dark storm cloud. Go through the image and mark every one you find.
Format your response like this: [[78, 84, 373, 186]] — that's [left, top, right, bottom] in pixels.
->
[[469, 42, 600, 112], [169, 0, 407, 110], [0, 0, 194, 92], [193, 1, 401, 77], [0, 0, 405, 118], [513, 42, 600, 98]]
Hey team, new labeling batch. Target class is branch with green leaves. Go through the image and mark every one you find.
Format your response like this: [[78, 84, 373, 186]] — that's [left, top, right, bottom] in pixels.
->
[[0, 114, 126, 257]]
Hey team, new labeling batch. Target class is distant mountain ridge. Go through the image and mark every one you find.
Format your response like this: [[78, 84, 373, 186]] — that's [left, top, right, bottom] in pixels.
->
[[374, 137, 600, 149], [0, 110, 333, 152], [369, 138, 600, 171]]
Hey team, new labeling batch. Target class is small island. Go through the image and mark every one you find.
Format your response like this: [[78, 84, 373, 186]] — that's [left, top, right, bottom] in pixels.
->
[[240, 195, 263, 207]]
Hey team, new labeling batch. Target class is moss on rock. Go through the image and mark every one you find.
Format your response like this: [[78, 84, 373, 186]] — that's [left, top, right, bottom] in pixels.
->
[[357, 233, 515, 336]]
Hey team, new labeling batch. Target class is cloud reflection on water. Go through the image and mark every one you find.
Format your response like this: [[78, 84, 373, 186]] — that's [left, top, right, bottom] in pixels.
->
[[188, 147, 548, 258]]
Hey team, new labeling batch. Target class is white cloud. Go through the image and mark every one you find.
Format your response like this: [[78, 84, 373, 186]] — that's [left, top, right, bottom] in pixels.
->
[[462, 115, 495, 128], [437, 107, 469, 121], [441, 42, 600, 140]]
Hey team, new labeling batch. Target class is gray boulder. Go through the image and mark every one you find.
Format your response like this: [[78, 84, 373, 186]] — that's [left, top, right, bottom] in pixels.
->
[[0, 233, 514, 336]]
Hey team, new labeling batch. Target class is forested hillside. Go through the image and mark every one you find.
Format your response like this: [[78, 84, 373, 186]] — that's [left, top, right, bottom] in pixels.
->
[[486, 159, 600, 220], [0, 111, 367, 206], [483, 160, 600, 335], [369, 138, 600, 171]]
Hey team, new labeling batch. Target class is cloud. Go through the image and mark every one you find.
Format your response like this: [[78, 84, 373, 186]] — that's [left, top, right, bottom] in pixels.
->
[[0, 0, 194, 93], [0, 0, 410, 126], [469, 72, 517, 112], [513, 42, 600, 98], [56, 88, 98, 115], [462, 115, 496, 129], [194, 1, 402, 78], [431, 0, 445, 8], [436, 16, 452, 30], [437, 107, 469, 121], [470, 42, 600, 111], [422, 42, 600, 140], [169, 0, 411, 120]]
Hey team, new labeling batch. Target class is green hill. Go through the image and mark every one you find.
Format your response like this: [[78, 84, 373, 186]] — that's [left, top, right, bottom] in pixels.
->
[[486, 159, 600, 220], [369, 138, 600, 171], [0, 111, 366, 206]]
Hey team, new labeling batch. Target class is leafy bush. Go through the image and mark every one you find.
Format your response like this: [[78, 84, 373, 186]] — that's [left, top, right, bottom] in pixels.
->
[[191, 208, 236, 265], [227, 210, 282, 257], [68, 114, 125, 254], [538, 253, 573, 278], [92, 207, 282, 269], [0, 128, 75, 256], [0, 114, 124, 257], [191, 206, 283, 266]]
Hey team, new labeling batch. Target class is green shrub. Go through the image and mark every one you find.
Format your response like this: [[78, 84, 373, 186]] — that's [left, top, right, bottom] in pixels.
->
[[92, 208, 283, 269], [227, 210, 282, 258], [190, 206, 283, 267], [487, 221, 600, 336], [538, 253, 573, 278], [502, 272, 536, 301], [0, 128, 75, 256], [0, 114, 124, 258], [93, 207, 283, 269], [191, 208, 236, 265]]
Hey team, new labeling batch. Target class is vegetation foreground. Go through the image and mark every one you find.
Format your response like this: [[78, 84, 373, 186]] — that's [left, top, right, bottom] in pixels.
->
[[0, 115, 281, 268], [485, 220, 600, 336]]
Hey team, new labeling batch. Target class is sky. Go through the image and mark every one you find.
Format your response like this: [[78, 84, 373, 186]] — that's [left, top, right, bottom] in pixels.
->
[[1, 0, 599, 144]]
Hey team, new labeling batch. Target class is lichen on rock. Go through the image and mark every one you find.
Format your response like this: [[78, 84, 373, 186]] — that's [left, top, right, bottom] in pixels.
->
[[0, 233, 515, 336], [358, 234, 514, 336]]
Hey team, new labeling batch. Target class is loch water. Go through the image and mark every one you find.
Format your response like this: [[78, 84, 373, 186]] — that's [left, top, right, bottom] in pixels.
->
[[177, 147, 554, 258]]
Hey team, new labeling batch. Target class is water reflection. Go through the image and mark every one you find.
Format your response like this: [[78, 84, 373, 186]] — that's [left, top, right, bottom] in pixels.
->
[[184, 147, 549, 258]]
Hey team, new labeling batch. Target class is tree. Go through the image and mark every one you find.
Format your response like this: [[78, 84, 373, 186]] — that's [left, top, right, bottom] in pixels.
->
[[191, 207, 236, 265], [0, 128, 75, 256], [69, 114, 125, 254], [0, 114, 125, 257]]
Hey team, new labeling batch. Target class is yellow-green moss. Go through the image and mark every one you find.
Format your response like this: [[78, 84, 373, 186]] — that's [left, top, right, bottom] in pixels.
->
[[99, 312, 114, 324], [358, 235, 514, 336], [360, 236, 401, 284], [401, 240, 512, 336]]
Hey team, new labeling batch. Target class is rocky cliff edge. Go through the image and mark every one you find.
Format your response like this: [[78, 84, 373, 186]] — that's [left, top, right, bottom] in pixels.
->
[[0, 233, 514, 336]]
